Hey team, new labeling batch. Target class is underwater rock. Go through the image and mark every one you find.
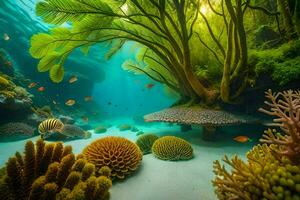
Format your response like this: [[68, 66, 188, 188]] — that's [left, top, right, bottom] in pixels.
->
[[24, 113, 46, 127], [118, 124, 132, 131], [94, 125, 107, 134], [136, 134, 159, 155], [58, 115, 75, 125], [136, 131, 144, 136], [0, 122, 36, 141], [31, 106, 53, 119], [144, 107, 252, 141], [83, 136, 142, 180], [131, 126, 139, 132], [254, 25, 281, 48], [152, 136, 193, 161], [0, 139, 112, 200]]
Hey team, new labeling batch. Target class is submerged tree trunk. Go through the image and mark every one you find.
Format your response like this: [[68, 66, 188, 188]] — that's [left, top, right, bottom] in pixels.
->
[[278, 0, 298, 39]]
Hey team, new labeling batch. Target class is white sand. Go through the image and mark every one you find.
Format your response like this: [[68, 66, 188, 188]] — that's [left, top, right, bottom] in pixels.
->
[[0, 121, 253, 200]]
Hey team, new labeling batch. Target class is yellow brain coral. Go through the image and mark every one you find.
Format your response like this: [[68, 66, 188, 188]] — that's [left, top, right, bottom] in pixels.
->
[[82, 136, 142, 179], [152, 136, 193, 161]]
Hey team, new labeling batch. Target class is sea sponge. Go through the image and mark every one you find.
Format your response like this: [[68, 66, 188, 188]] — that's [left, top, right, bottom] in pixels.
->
[[152, 136, 193, 161], [83, 136, 143, 179], [136, 134, 159, 155]]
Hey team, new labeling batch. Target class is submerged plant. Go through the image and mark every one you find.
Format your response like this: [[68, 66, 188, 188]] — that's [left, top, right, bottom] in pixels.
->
[[29, 0, 281, 105]]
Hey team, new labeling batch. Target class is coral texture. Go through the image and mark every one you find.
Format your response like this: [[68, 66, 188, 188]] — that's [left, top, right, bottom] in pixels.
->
[[213, 144, 300, 200], [259, 89, 300, 164], [136, 134, 159, 155], [0, 139, 112, 200], [83, 136, 142, 179], [152, 136, 193, 161], [0, 122, 35, 139]]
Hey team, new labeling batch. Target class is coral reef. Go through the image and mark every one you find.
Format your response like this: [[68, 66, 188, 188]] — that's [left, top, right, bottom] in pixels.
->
[[0, 122, 36, 141], [136, 134, 159, 155], [0, 74, 33, 111], [0, 139, 112, 200], [152, 136, 193, 161], [213, 144, 300, 200], [83, 136, 142, 179], [144, 106, 253, 140], [259, 89, 300, 164], [213, 89, 300, 200]]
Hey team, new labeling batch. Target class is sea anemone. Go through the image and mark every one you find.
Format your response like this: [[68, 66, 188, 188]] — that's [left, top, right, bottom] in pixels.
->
[[83, 136, 142, 179], [152, 136, 193, 161]]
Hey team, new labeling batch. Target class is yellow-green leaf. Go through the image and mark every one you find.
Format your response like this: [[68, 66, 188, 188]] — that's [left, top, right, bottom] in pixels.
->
[[49, 64, 64, 83], [37, 53, 60, 72]]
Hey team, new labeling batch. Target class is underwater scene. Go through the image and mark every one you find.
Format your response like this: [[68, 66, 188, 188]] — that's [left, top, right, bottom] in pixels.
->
[[0, 0, 300, 199]]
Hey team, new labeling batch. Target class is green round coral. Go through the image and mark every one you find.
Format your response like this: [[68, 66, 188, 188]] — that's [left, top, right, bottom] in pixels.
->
[[152, 136, 193, 161], [136, 134, 159, 155]]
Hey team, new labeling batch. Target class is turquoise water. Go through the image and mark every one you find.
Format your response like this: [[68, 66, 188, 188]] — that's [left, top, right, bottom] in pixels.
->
[[0, 1, 270, 200]]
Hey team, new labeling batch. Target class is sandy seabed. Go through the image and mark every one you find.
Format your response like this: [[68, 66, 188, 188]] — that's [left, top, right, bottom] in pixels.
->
[[0, 120, 254, 200]]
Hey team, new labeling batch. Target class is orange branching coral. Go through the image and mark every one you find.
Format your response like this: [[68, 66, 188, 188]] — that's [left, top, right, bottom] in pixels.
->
[[83, 136, 142, 179], [259, 89, 300, 164], [213, 144, 300, 200]]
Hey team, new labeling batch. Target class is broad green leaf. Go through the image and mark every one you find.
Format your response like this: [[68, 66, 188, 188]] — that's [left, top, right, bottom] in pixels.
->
[[49, 64, 64, 83], [30, 34, 55, 58], [37, 53, 60, 72]]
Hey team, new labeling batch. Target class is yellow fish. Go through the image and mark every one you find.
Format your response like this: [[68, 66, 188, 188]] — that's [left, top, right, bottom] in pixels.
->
[[65, 99, 76, 106]]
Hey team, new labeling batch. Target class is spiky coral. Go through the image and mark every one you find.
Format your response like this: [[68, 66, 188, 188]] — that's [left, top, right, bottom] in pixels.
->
[[83, 136, 142, 179], [152, 136, 193, 161], [136, 134, 159, 155], [213, 144, 300, 200], [0, 139, 112, 200], [212, 89, 300, 200], [259, 89, 300, 164]]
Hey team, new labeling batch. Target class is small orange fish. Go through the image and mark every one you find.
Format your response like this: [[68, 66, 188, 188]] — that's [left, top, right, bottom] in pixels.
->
[[37, 87, 45, 92], [3, 33, 10, 41], [84, 96, 92, 102], [146, 83, 154, 89], [233, 136, 252, 143], [69, 75, 78, 83], [65, 99, 76, 106], [28, 82, 37, 88], [81, 116, 89, 122]]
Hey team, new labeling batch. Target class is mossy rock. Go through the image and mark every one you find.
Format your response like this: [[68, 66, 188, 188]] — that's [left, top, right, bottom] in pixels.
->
[[152, 136, 193, 161], [118, 124, 131, 131], [94, 125, 107, 134], [136, 134, 159, 155]]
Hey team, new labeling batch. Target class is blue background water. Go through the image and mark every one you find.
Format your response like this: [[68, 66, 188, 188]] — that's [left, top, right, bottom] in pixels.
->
[[0, 0, 177, 120]]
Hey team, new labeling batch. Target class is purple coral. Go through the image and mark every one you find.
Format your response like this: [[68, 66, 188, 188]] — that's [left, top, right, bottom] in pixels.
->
[[0, 122, 36, 139]]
